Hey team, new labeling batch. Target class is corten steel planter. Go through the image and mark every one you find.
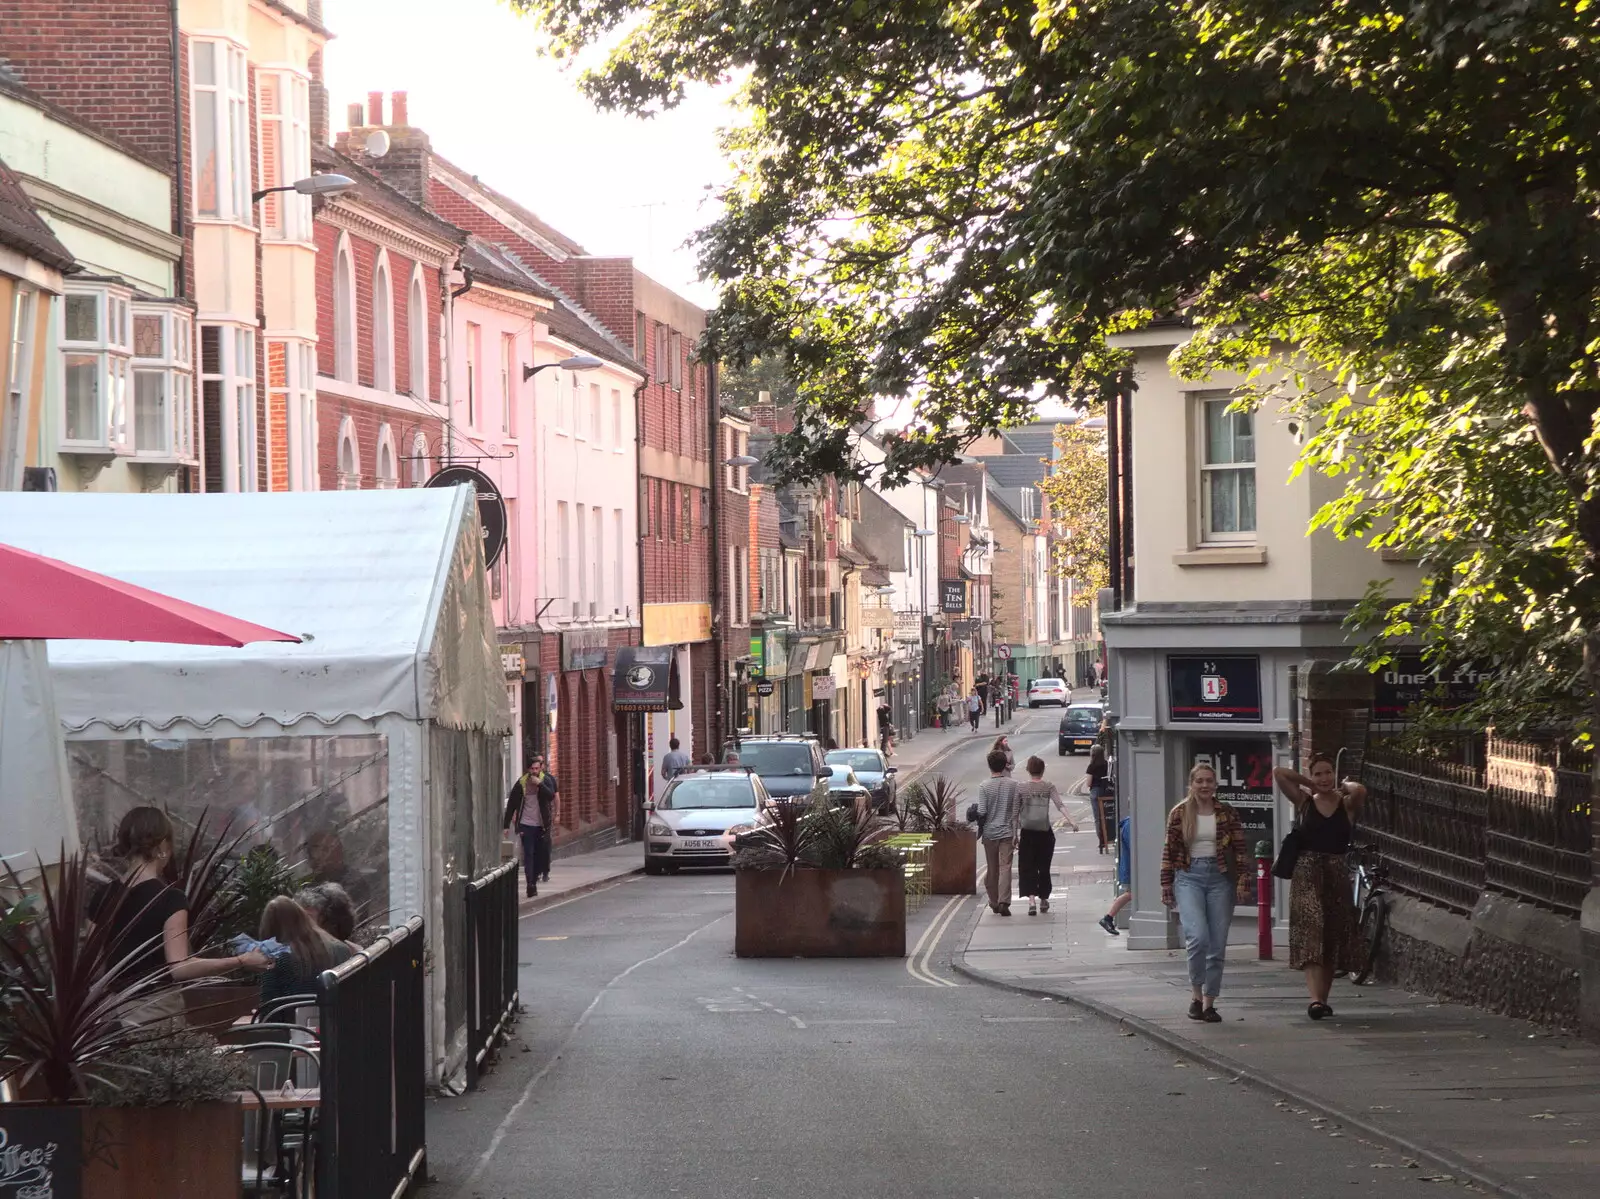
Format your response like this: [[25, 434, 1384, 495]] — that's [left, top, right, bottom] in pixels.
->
[[735, 868, 906, 958], [929, 828, 979, 895], [0, 1104, 243, 1199]]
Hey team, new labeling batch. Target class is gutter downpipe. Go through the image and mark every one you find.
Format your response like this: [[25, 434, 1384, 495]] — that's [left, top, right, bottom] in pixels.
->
[[707, 363, 726, 753]]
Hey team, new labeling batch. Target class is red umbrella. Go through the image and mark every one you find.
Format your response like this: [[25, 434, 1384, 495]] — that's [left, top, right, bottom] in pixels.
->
[[0, 542, 299, 646]]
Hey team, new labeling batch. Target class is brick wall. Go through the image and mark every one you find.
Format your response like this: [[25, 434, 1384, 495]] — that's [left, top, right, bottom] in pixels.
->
[[535, 626, 640, 848], [0, 0, 176, 170], [314, 390, 443, 491], [573, 258, 634, 355], [640, 482, 711, 603]]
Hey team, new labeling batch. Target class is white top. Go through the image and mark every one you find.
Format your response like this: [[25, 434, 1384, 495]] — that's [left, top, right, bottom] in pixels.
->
[[1190, 811, 1218, 859]]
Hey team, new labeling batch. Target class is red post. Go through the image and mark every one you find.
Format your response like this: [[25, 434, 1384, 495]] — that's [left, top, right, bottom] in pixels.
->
[[1255, 843, 1273, 960]]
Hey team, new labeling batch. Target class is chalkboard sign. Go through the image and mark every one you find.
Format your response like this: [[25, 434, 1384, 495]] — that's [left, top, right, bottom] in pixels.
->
[[1168, 655, 1262, 723], [0, 1106, 82, 1199]]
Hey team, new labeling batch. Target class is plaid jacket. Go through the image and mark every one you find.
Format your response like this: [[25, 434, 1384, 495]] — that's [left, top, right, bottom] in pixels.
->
[[1159, 802, 1252, 901]]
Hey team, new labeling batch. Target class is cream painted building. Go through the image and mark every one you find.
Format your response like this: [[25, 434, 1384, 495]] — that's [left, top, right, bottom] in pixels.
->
[[1102, 324, 1420, 949]]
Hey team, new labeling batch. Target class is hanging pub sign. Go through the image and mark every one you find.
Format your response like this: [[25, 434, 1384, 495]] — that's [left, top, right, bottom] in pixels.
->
[[1189, 737, 1275, 908], [1373, 655, 1494, 720], [939, 579, 967, 613], [755, 680, 775, 697], [1168, 655, 1262, 723], [426, 464, 507, 569], [612, 645, 681, 712]]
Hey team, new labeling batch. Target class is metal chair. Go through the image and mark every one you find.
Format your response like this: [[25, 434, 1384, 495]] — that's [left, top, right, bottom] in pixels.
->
[[219, 1040, 322, 1199]]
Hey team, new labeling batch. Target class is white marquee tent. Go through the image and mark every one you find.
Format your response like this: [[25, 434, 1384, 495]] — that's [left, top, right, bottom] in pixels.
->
[[0, 488, 511, 1081]]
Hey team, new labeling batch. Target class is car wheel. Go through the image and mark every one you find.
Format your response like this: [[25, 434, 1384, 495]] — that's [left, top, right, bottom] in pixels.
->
[[644, 859, 664, 876]]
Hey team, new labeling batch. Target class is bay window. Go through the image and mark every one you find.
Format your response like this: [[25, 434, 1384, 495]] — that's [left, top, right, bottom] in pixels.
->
[[59, 284, 132, 452], [256, 70, 312, 241], [200, 323, 258, 492], [130, 303, 195, 461], [3, 286, 37, 491], [275, 339, 319, 490], [191, 39, 251, 223]]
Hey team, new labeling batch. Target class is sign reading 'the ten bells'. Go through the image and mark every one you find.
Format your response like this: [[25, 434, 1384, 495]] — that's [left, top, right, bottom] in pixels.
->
[[1168, 655, 1263, 723]]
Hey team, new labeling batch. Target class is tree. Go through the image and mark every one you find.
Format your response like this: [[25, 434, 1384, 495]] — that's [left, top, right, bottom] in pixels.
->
[[514, 0, 1600, 733], [1037, 419, 1109, 598], [718, 355, 797, 412]]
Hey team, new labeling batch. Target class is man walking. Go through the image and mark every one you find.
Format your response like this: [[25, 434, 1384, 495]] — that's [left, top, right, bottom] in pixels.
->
[[503, 754, 558, 897], [975, 748, 1021, 915], [661, 737, 691, 781]]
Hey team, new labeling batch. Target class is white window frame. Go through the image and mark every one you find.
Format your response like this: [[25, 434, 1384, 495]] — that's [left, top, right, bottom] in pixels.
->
[[571, 373, 584, 441], [372, 252, 394, 393], [465, 322, 481, 429], [409, 430, 429, 486], [611, 387, 623, 451], [1197, 392, 1257, 544], [589, 381, 602, 443], [130, 303, 194, 462], [3, 286, 37, 490], [333, 235, 356, 382], [336, 414, 360, 489], [613, 508, 624, 612], [285, 340, 318, 490], [557, 500, 570, 606], [576, 502, 589, 608], [190, 38, 251, 224], [407, 267, 428, 401], [669, 330, 682, 390], [256, 68, 311, 241], [375, 422, 398, 488], [59, 283, 133, 452], [500, 332, 514, 435], [199, 322, 256, 491]]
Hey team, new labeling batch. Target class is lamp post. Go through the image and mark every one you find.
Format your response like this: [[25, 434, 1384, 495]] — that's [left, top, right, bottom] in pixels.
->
[[717, 452, 762, 745], [251, 173, 356, 204], [523, 354, 604, 382]]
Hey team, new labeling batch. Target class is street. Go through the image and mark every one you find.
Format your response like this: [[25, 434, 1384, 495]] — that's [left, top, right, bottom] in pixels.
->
[[428, 719, 1429, 1199]]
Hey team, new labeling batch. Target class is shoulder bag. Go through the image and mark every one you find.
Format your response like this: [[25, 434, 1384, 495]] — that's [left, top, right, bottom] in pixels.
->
[[1271, 804, 1303, 880]]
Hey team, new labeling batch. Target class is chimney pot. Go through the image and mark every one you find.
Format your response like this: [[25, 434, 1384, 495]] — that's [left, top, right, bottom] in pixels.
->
[[347, 102, 364, 131], [367, 91, 383, 126], [391, 91, 408, 127]]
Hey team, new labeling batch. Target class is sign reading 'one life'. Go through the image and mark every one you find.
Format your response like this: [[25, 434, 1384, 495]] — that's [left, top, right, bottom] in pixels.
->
[[1168, 655, 1263, 722]]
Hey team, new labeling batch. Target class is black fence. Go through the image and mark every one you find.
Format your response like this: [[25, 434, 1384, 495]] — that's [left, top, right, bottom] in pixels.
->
[[317, 915, 427, 1199], [465, 860, 521, 1090], [1360, 737, 1593, 917]]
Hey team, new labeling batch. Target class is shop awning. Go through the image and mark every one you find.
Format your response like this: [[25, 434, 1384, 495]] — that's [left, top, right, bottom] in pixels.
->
[[612, 645, 681, 712]]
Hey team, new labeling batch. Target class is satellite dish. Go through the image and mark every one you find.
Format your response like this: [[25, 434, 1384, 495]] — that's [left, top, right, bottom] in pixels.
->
[[365, 129, 392, 158]]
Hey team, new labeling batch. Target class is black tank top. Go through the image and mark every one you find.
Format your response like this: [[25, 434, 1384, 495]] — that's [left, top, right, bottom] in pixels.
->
[[1299, 799, 1352, 854]]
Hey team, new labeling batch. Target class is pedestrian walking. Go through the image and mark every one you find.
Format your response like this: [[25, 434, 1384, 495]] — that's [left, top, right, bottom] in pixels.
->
[[1159, 763, 1250, 1022], [1098, 815, 1134, 935], [936, 691, 952, 729], [1016, 756, 1078, 916], [89, 807, 271, 1025], [503, 753, 558, 897], [966, 690, 981, 731], [660, 737, 691, 781], [973, 748, 1022, 915], [1086, 744, 1112, 853], [991, 734, 1014, 775], [1274, 755, 1368, 1020]]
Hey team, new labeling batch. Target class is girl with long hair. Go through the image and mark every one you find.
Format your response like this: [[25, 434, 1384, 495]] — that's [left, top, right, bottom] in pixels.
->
[[91, 807, 272, 1025], [991, 735, 1014, 775], [257, 894, 354, 1009], [1086, 744, 1112, 852], [1274, 754, 1367, 1019], [1158, 764, 1251, 1022]]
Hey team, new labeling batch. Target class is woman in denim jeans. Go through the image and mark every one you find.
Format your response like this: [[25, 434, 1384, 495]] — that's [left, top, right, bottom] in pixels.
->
[[1159, 763, 1251, 1022]]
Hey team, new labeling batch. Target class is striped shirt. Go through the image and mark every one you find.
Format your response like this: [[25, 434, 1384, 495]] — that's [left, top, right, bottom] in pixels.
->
[[976, 776, 1022, 840]]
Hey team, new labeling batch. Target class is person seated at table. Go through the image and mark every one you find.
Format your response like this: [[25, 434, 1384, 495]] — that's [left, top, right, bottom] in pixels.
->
[[294, 882, 360, 949], [258, 895, 354, 1012]]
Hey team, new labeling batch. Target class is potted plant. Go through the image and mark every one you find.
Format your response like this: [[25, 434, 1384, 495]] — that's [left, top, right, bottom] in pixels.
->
[[732, 799, 906, 958], [904, 777, 978, 895], [1, 849, 250, 1198]]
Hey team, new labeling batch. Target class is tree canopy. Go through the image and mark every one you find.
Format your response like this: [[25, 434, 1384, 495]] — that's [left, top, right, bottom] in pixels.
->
[[1038, 418, 1109, 598], [515, 0, 1600, 729]]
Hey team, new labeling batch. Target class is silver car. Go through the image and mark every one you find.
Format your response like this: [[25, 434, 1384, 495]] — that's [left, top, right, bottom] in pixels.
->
[[824, 748, 898, 812], [824, 763, 873, 811], [644, 769, 769, 874]]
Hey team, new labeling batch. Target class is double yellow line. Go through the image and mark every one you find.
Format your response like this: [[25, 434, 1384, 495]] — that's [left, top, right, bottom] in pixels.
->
[[905, 894, 967, 987]]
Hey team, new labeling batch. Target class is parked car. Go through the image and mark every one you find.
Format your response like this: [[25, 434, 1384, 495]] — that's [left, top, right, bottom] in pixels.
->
[[823, 763, 873, 811], [644, 768, 769, 874], [720, 734, 830, 804], [824, 748, 898, 813], [1027, 677, 1070, 707], [1058, 703, 1104, 755]]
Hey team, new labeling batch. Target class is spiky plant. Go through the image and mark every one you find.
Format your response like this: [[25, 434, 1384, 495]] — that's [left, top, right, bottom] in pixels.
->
[[907, 776, 966, 833], [732, 800, 815, 872], [801, 800, 896, 870]]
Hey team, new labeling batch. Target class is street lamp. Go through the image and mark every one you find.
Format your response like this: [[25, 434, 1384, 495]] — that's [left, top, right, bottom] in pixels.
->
[[523, 354, 603, 382], [252, 173, 356, 204], [724, 454, 760, 467]]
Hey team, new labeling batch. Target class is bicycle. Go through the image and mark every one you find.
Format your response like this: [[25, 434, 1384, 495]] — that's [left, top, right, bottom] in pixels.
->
[[1348, 843, 1388, 985]]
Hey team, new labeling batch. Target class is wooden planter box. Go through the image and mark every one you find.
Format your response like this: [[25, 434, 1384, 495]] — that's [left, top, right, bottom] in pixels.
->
[[0, 1103, 241, 1199], [929, 828, 979, 895], [735, 868, 906, 958]]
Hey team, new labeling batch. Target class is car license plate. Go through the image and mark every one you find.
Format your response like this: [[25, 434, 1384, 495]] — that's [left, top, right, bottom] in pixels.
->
[[1073, 738, 1094, 749], [682, 837, 721, 849]]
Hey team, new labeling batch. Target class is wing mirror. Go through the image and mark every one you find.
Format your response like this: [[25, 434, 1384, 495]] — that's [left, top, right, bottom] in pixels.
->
[[645, 801, 656, 813], [885, 766, 898, 774]]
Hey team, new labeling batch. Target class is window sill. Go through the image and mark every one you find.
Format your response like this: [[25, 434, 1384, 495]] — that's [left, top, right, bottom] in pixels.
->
[[1173, 546, 1269, 567], [58, 443, 123, 459]]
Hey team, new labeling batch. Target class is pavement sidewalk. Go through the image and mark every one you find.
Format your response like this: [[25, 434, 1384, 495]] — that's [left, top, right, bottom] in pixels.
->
[[954, 845, 1600, 1199]]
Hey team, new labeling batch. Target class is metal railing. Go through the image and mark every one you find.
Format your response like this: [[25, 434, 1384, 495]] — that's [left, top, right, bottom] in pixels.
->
[[1360, 736, 1594, 917], [465, 860, 521, 1090], [316, 915, 427, 1199]]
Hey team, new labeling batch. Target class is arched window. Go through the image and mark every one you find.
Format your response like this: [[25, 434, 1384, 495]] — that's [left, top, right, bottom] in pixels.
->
[[333, 236, 355, 382], [372, 253, 393, 392], [408, 267, 428, 401], [376, 423, 397, 489], [336, 415, 360, 489], [409, 431, 430, 486]]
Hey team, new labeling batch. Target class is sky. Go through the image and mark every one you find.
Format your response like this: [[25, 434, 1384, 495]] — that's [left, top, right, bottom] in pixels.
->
[[321, 0, 733, 307]]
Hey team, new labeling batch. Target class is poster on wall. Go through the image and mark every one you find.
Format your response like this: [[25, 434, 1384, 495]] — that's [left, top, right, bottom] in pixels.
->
[[1189, 737, 1276, 909], [1373, 655, 1494, 720], [1168, 655, 1262, 722]]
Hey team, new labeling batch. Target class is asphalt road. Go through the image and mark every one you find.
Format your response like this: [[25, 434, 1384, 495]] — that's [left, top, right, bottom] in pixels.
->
[[428, 720, 1434, 1199]]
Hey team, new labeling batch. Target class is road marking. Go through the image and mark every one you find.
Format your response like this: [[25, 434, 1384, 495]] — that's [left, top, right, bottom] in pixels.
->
[[535, 936, 568, 941], [788, 1015, 806, 1029], [809, 1018, 897, 1025], [982, 1015, 1072, 1022], [465, 910, 727, 1189], [906, 895, 965, 987], [905, 895, 961, 987], [517, 879, 628, 920]]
